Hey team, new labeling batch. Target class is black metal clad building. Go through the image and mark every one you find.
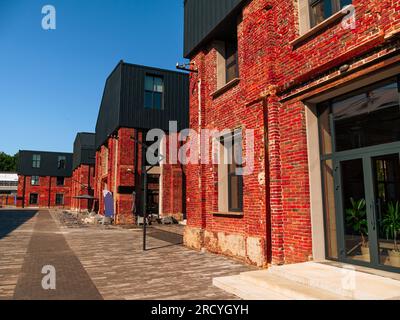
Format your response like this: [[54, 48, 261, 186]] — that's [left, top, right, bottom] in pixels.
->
[[184, 0, 245, 58], [17, 150, 73, 177], [73, 133, 96, 171], [95, 62, 189, 150]]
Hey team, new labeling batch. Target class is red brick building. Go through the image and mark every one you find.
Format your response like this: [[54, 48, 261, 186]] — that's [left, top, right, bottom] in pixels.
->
[[17, 150, 73, 209], [71, 133, 96, 212], [183, 0, 400, 273], [94, 61, 188, 225]]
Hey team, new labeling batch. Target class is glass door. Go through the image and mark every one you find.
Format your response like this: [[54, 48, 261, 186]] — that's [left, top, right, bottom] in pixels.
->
[[335, 150, 400, 272], [335, 157, 372, 264], [371, 153, 400, 269]]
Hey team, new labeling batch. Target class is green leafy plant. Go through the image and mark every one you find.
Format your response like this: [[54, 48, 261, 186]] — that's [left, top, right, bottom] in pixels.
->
[[382, 201, 400, 252], [346, 198, 368, 248]]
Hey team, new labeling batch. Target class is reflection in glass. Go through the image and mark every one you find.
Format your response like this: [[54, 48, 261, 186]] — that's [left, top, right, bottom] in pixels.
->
[[333, 80, 400, 152], [341, 159, 370, 262], [372, 154, 400, 268], [310, 0, 325, 27]]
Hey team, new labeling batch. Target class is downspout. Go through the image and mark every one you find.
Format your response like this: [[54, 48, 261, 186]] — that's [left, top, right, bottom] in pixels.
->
[[197, 65, 206, 230]]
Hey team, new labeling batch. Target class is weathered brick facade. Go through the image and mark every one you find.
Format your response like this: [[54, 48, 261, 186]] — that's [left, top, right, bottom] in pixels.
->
[[71, 164, 95, 212], [184, 0, 400, 266], [17, 175, 72, 209], [94, 127, 185, 224]]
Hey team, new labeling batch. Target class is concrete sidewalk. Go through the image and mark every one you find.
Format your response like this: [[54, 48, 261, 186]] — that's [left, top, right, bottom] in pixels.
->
[[214, 262, 400, 300]]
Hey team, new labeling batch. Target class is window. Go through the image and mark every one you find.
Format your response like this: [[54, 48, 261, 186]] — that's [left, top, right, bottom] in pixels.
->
[[218, 130, 243, 213], [31, 176, 40, 186], [216, 32, 239, 89], [318, 77, 400, 154], [0, 181, 18, 187], [225, 39, 239, 83], [29, 193, 38, 205], [56, 177, 65, 186], [309, 0, 352, 28], [55, 194, 64, 206], [145, 75, 164, 110], [32, 154, 41, 168], [58, 156, 66, 169]]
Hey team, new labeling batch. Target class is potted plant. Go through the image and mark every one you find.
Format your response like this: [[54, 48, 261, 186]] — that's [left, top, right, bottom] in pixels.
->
[[346, 198, 369, 255], [382, 201, 400, 267]]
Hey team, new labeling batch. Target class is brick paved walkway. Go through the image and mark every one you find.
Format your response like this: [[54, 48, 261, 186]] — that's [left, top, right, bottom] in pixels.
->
[[13, 210, 102, 300], [0, 209, 253, 300], [0, 210, 37, 299]]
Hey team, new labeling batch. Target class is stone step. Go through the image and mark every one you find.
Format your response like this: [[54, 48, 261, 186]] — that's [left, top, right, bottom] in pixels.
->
[[213, 276, 291, 300], [268, 262, 400, 300], [238, 271, 346, 300]]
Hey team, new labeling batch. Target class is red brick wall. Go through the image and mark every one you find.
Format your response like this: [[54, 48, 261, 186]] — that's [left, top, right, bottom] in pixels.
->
[[185, 0, 400, 265], [17, 175, 72, 209], [93, 127, 185, 224], [0, 195, 17, 206], [71, 164, 95, 212]]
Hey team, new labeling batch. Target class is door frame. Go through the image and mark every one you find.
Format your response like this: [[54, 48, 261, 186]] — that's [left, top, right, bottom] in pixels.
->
[[332, 142, 400, 273]]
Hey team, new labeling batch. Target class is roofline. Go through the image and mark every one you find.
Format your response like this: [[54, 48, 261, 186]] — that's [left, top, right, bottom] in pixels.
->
[[19, 150, 73, 155], [183, 0, 247, 59], [77, 132, 95, 135], [121, 61, 189, 76]]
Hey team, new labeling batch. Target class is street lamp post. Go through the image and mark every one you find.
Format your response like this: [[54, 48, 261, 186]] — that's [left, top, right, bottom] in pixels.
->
[[131, 133, 165, 251]]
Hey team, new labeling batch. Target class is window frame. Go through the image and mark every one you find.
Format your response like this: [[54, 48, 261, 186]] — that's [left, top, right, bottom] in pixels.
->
[[225, 39, 239, 84], [58, 156, 66, 169], [308, 0, 352, 28], [55, 193, 64, 206], [56, 176, 65, 186], [31, 176, 40, 186], [220, 130, 244, 213], [144, 74, 164, 110], [32, 154, 41, 168], [29, 193, 39, 205]]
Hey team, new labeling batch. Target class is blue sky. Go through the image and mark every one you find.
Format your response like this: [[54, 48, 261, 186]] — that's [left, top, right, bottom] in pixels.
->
[[0, 0, 186, 155]]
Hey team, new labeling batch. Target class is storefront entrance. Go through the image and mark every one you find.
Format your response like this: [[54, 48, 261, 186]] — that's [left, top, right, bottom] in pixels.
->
[[319, 76, 400, 272]]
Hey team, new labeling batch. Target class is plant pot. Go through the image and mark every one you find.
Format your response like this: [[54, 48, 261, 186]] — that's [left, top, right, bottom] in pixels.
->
[[361, 245, 370, 256], [388, 250, 400, 268]]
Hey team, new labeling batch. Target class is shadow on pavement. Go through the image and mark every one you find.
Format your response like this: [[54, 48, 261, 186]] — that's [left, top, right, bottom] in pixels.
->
[[146, 228, 184, 250], [0, 210, 37, 240]]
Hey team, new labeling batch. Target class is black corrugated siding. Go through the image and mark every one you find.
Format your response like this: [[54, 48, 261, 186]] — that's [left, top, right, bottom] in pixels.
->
[[73, 133, 96, 170], [17, 150, 73, 177], [95, 63, 122, 149], [95, 62, 189, 150], [184, 0, 245, 58]]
